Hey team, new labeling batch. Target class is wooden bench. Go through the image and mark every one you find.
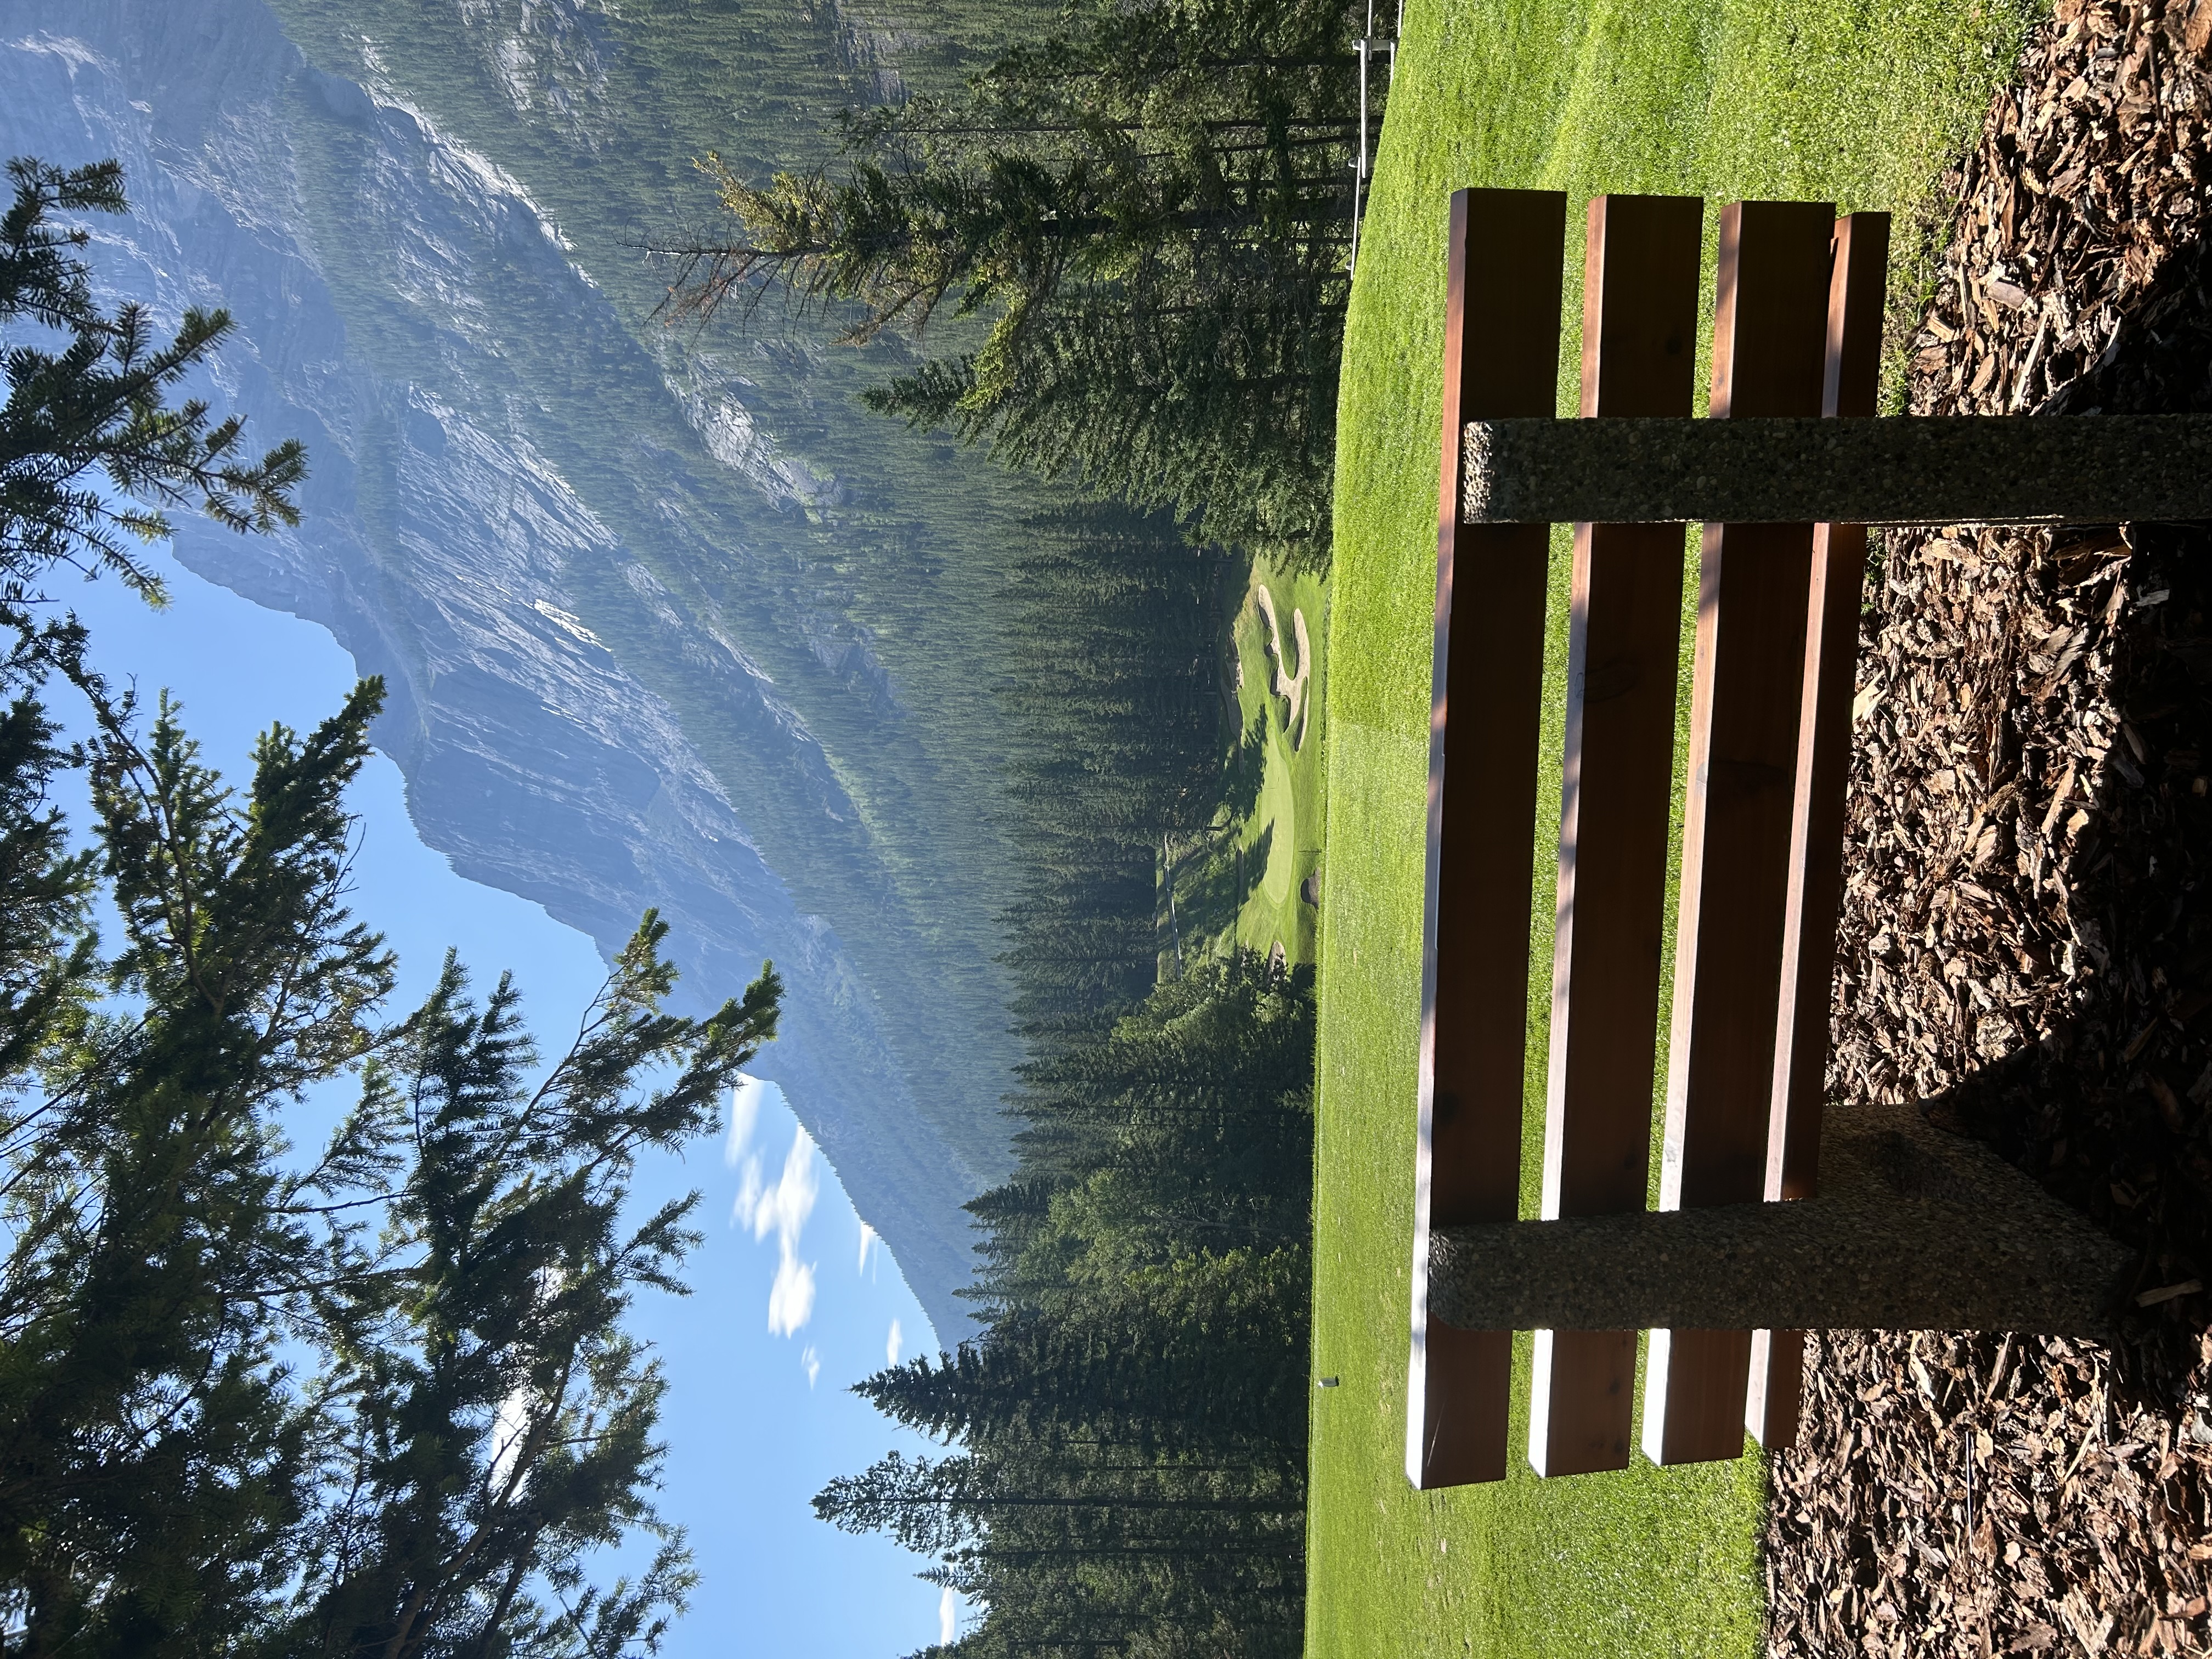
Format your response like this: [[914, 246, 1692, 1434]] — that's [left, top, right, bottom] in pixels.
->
[[1406, 189, 2163, 1488]]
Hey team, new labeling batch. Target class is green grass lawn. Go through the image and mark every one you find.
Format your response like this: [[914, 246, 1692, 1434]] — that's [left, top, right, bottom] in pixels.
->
[[1310, 1, 2043, 1653]]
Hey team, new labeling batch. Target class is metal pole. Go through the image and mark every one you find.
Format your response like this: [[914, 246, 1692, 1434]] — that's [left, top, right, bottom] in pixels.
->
[[1350, 36, 1369, 273]]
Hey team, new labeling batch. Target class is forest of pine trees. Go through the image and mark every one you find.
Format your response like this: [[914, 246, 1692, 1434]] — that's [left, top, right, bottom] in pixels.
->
[[662, 0, 1379, 565], [667, 0, 1381, 1638], [815, 507, 1316, 1658]]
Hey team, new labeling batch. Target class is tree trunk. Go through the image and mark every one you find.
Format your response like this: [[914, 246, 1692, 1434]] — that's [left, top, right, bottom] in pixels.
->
[[1427, 1103, 2131, 1336]]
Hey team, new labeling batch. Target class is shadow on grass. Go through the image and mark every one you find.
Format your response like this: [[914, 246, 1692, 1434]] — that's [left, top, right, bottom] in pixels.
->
[[1223, 707, 1270, 825], [1167, 819, 1278, 949]]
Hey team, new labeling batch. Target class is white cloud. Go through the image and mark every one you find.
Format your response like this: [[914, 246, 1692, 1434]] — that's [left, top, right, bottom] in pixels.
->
[[769, 1250, 816, 1338], [939, 1588, 960, 1647], [486, 1268, 566, 1495], [730, 1160, 760, 1228], [887, 1318, 904, 1368], [734, 1121, 819, 1244], [733, 1124, 820, 1338], [857, 1220, 878, 1274], [802, 1344, 821, 1389], [724, 1075, 764, 1166]]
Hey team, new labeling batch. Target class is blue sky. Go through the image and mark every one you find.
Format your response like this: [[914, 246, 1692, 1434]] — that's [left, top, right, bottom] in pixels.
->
[[57, 556, 960, 1657]]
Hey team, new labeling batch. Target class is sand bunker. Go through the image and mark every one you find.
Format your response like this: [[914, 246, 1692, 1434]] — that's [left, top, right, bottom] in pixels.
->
[[1251, 585, 1312, 749]]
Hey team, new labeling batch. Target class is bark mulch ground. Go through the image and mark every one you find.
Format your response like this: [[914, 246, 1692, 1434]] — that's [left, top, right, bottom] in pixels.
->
[[1763, 2, 2212, 1653]]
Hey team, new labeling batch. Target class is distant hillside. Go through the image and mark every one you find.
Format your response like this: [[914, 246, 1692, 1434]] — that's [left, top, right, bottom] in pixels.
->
[[0, 0, 1068, 1344]]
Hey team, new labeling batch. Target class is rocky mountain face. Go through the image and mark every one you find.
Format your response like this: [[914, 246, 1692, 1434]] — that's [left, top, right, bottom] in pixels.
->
[[0, 0, 1041, 1344]]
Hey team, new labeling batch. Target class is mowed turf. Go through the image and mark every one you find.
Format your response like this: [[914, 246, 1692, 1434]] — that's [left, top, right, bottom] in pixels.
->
[[1234, 561, 1329, 965], [1311, 1, 2041, 1655]]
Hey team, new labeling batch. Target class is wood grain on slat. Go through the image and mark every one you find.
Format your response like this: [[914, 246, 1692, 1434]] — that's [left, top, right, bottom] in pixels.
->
[[1644, 199, 1835, 1469], [1531, 194, 1701, 1479], [1747, 210, 1893, 1452], [1408, 186, 1565, 1489]]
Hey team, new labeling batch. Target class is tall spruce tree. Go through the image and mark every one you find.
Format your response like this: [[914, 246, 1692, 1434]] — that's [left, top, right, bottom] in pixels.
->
[[0, 679, 391, 1651], [1, 157, 304, 652], [659, 0, 1376, 560], [0, 153, 787, 1657], [0, 666, 784, 1656], [0, 151, 312, 1646], [283, 917, 779, 1659]]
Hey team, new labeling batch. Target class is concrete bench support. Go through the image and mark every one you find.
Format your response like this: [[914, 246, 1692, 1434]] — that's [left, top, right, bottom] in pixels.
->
[[1463, 413, 2212, 526], [1430, 1104, 2131, 1338]]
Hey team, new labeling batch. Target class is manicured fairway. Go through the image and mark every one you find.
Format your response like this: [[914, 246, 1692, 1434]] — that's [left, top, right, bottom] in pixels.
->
[[1166, 561, 1327, 970], [1311, 1, 2042, 1654], [1233, 561, 1329, 965]]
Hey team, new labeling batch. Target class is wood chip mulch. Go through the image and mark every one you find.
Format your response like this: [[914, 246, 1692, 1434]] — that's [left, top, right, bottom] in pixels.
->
[[1764, 1, 2212, 1654]]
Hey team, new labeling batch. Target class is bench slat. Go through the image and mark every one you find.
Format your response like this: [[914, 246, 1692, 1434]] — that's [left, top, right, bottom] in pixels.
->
[[1645, 199, 1835, 1469], [1751, 210, 1892, 1452], [1407, 185, 1564, 1489], [1532, 193, 1702, 1480]]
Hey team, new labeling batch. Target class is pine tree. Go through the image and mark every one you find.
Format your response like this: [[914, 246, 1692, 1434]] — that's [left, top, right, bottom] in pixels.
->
[[0, 670, 785, 1656], [659, 0, 1376, 562], [0, 157, 304, 650], [0, 680, 392, 1652], [282, 917, 779, 1659]]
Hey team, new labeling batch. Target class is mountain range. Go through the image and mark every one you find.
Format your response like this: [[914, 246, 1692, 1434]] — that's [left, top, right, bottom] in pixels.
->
[[1, 0, 1059, 1344]]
